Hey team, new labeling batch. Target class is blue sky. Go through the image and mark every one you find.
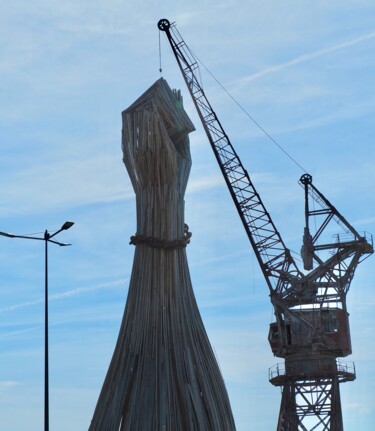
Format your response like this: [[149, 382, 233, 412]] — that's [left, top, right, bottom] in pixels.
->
[[1, 1, 374, 430]]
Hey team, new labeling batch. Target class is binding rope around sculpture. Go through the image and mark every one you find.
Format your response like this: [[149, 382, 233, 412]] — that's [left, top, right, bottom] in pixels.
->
[[130, 224, 192, 249]]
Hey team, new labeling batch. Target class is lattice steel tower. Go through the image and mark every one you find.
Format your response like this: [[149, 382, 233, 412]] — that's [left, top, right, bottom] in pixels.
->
[[267, 173, 373, 430], [159, 18, 373, 430]]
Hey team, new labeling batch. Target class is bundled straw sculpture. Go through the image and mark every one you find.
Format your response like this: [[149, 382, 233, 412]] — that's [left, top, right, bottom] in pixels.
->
[[89, 78, 236, 430]]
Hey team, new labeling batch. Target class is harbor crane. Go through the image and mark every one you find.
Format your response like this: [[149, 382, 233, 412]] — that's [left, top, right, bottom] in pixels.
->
[[158, 18, 373, 430]]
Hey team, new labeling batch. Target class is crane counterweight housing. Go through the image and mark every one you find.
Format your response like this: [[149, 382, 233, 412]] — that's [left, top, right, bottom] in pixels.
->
[[159, 18, 373, 431]]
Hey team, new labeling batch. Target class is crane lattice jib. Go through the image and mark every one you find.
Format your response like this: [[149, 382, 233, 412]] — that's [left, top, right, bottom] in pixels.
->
[[158, 19, 303, 297], [299, 173, 363, 242]]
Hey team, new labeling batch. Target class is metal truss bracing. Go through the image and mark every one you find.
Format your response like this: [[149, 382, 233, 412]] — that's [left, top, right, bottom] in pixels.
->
[[158, 19, 302, 300], [300, 173, 373, 307], [277, 377, 344, 431], [158, 17, 373, 304], [159, 18, 373, 431]]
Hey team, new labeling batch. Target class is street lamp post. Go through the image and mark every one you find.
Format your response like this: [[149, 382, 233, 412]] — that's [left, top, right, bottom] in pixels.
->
[[0, 221, 74, 431]]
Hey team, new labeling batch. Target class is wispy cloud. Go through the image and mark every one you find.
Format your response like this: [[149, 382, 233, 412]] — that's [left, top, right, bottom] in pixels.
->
[[0, 326, 43, 340], [0, 381, 19, 393], [353, 215, 375, 227], [0, 153, 134, 217], [272, 96, 375, 134], [344, 402, 372, 415], [0, 278, 127, 314], [240, 31, 375, 83], [186, 174, 223, 193]]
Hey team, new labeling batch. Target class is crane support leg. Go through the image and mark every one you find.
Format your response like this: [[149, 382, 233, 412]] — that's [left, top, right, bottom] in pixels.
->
[[276, 377, 344, 431]]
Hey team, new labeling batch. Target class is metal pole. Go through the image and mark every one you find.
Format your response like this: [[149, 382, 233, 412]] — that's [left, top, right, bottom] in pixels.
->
[[0, 222, 73, 430], [44, 230, 49, 431]]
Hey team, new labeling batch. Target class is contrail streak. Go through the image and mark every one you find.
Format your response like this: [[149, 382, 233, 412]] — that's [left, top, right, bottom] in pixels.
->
[[0, 278, 128, 314], [241, 31, 375, 82]]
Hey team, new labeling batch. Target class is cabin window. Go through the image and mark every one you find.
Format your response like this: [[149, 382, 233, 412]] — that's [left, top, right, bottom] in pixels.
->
[[322, 312, 338, 333], [269, 324, 279, 340]]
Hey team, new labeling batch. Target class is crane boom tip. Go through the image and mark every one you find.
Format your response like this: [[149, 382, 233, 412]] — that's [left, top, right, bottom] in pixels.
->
[[300, 173, 312, 185], [158, 19, 171, 31]]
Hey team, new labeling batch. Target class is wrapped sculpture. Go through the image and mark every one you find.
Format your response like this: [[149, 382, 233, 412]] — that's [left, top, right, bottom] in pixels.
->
[[89, 78, 235, 430]]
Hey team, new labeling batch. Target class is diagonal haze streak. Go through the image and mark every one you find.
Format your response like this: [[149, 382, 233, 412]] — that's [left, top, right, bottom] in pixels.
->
[[240, 31, 375, 83], [0, 279, 127, 314]]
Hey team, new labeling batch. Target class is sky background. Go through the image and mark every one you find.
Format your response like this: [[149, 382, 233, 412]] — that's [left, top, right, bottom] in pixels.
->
[[1, 1, 374, 430]]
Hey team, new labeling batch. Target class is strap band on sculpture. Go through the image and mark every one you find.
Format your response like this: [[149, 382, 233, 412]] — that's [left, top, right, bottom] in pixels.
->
[[130, 224, 192, 249]]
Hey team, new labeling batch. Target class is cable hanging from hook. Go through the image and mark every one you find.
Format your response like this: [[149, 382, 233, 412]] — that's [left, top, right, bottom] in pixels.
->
[[158, 30, 163, 74]]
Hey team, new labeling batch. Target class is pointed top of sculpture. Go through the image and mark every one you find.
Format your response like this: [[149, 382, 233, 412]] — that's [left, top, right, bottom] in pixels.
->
[[122, 78, 195, 143]]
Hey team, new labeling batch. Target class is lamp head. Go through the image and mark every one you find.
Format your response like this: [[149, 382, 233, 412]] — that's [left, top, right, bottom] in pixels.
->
[[0, 231, 15, 238], [61, 221, 74, 231]]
